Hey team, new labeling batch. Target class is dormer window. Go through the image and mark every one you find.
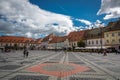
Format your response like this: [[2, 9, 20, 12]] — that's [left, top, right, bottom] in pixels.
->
[[112, 33, 114, 37], [49, 38, 52, 41], [118, 32, 120, 36]]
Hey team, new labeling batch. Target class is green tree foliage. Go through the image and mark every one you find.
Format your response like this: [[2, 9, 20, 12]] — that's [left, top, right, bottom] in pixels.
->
[[14, 44, 18, 50], [77, 40, 85, 47]]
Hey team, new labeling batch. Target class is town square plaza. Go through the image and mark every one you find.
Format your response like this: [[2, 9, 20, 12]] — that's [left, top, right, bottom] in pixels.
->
[[0, 50, 120, 80]]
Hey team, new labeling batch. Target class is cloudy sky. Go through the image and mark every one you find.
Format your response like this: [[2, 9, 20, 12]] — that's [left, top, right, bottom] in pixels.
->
[[0, 0, 120, 38]]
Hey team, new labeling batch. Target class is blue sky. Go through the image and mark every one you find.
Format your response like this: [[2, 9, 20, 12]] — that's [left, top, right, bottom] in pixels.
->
[[30, 0, 101, 21], [0, 0, 120, 38], [29, 0, 116, 26], [30, 0, 101, 27]]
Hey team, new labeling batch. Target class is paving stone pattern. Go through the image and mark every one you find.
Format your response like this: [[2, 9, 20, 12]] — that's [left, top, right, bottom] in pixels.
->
[[43, 63, 75, 71], [19, 61, 35, 64], [106, 66, 120, 73], [9, 75, 49, 80], [0, 60, 12, 63], [70, 77, 105, 80], [0, 50, 120, 80], [0, 65, 22, 70]]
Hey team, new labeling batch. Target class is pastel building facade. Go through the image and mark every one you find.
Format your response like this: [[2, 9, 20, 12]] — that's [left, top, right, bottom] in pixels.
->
[[0, 20, 120, 50], [104, 20, 120, 49], [41, 33, 55, 49], [48, 36, 68, 49], [0, 36, 42, 49], [85, 27, 106, 49], [67, 30, 87, 48]]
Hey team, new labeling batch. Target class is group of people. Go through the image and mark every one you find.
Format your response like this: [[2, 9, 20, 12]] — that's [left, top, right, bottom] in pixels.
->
[[23, 49, 29, 57], [103, 49, 107, 56], [99, 48, 120, 56]]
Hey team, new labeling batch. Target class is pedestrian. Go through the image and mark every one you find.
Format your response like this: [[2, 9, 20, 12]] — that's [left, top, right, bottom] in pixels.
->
[[103, 49, 107, 56], [115, 49, 118, 54], [118, 49, 120, 54], [26, 50, 29, 57], [98, 49, 102, 54], [23, 49, 26, 57], [90, 49, 94, 54]]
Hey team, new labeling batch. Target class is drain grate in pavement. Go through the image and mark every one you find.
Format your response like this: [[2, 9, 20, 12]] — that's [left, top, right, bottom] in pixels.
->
[[84, 68, 96, 72], [48, 60, 59, 62], [0, 65, 22, 70], [11, 57, 23, 60], [44, 61, 57, 63], [34, 58, 43, 60], [15, 58, 23, 60], [19, 61, 34, 64], [72, 62, 86, 65], [106, 67, 120, 73], [9, 75, 49, 80], [89, 59, 100, 61], [50, 59, 61, 60], [0, 60, 12, 63], [94, 62, 113, 65], [70, 77, 105, 80]]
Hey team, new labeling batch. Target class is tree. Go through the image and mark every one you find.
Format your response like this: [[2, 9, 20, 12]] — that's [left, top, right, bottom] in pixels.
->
[[72, 45, 75, 51], [14, 44, 18, 50], [77, 40, 85, 47]]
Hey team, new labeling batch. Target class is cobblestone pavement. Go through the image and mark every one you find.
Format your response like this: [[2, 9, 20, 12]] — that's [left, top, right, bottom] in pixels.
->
[[0, 50, 120, 80]]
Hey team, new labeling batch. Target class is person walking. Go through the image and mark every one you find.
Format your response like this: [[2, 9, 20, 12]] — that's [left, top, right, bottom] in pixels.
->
[[103, 49, 107, 56], [23, 49, 26, 57], [23, 47, 29, 58], [26, 50, 29, 57]]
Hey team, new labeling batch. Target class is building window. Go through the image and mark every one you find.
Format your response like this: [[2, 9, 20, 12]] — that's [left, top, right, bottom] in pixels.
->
[[118, 32, 120, 36], [96, 40, 98, 44], [106, 40, 109, 43], [1, 43, 2, 46], [74, 43, 76, 46], [112, 33, 114, 37], [100, 39, 102, 44], [119, 39, 120, 43], [72, 43, 74, 46], [0, 39, 2, 41], [88, 41, 90, 44], [69, 43, 71, 46], [106, 34, 109, 37], [92, 41, 94, 44], [112, 39, 115, 43]]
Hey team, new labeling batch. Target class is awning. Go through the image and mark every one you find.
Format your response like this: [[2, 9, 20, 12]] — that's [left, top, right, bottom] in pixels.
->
[[85, 46, 110, 49]]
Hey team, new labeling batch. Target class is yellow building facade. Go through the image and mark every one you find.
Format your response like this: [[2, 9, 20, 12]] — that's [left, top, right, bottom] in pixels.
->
[[104, 30, 120, 49]]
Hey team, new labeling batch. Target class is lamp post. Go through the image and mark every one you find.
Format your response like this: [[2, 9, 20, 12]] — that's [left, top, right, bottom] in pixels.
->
[[99, 23, 103, 54]]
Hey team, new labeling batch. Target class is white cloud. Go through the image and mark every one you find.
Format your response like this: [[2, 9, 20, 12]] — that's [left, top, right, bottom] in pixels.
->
[[97, 0, 120, 20], [94, 20, 104, 27], [0, 0, 76, 38], [76, 19, 92, 25], [76, 19, 104, 30], [25, 32, 32, 38]]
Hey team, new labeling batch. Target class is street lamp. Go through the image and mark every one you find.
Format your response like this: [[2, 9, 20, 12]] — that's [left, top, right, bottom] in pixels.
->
[[99, 23, 103, 54]]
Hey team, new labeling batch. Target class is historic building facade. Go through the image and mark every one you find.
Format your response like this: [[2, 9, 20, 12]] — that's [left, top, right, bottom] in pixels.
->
[[85, 27, 106, 49], [48, 36, 68, 49], [104, 20, 120, 49], [40, 33, 55, 49], [67, 30, 87, 48], [0, 36, 42, 50], [0, 20, 120, 50]]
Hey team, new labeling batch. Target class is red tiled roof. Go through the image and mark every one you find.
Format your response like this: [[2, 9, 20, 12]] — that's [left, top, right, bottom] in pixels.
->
[[49, 36, 67, 43], [85, 27, 106, 39], [35, 38, 43, 44], [0, 36, 34, 43], [68, 30, 87, 42], [42, 33, 55, 42], [105, 20, 120, 32]]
